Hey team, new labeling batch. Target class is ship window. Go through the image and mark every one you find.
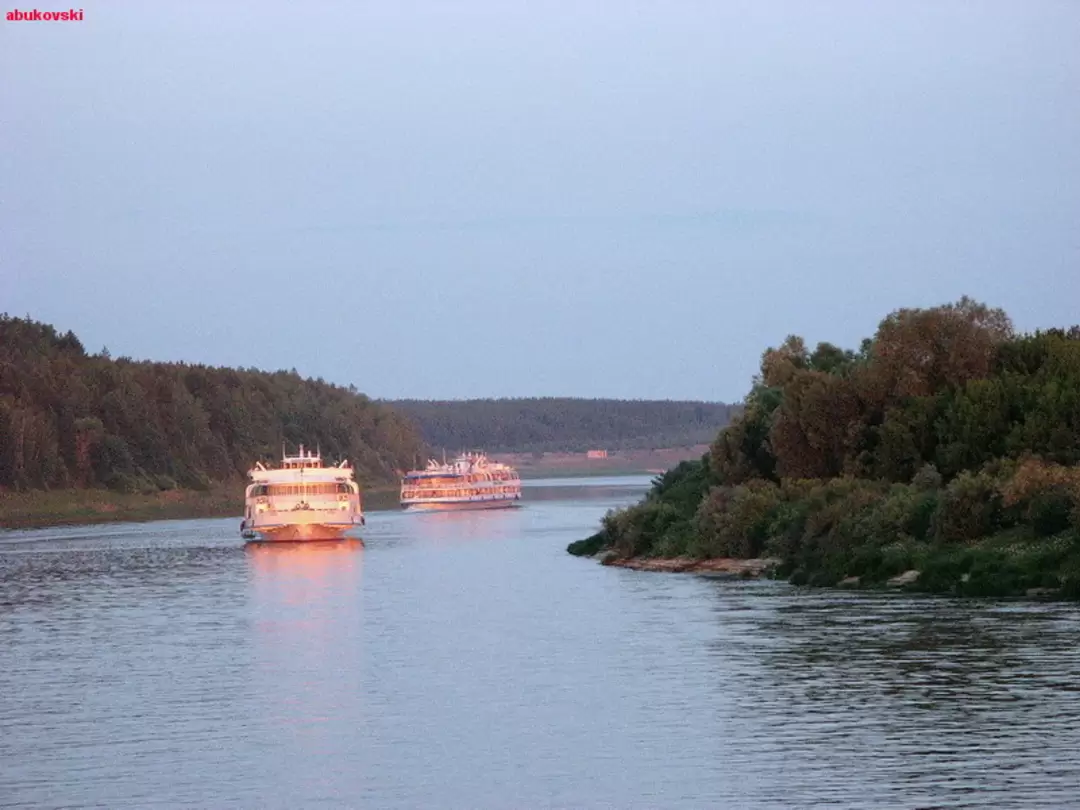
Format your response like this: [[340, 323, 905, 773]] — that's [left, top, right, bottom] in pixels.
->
[[267, 483, 342, 496]]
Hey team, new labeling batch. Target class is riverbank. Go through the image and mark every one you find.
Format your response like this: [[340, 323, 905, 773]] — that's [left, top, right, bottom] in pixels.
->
[[0, 484, 403, 530], [0, 486, 241, 530], [572, 528, 1080, 599], [600, 554, 780, 577], [567, 304, 1080, 600]]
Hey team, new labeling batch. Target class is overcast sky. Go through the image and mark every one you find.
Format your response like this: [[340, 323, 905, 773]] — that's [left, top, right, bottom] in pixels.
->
[[3, 1, 1077, 402]]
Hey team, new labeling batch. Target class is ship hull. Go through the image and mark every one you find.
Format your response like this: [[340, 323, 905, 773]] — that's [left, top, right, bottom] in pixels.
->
[[243, 511, 363, 542], [248, 523, 354, 542], [402, 498, 521, 512]]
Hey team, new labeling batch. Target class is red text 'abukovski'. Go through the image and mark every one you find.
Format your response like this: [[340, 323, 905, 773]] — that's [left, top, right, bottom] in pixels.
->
[[6, 8, 84, 21]]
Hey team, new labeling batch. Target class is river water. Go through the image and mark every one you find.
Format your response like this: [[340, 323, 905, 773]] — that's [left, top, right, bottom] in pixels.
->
[[2, 476, 1079, 809]]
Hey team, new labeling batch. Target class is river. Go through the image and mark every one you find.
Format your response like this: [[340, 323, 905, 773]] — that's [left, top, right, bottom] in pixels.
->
[[2, 475, 1079, 809]]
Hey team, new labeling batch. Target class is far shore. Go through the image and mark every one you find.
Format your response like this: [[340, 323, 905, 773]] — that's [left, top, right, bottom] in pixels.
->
[[499, 446, 707, 479], [518, 468, 661, 480]]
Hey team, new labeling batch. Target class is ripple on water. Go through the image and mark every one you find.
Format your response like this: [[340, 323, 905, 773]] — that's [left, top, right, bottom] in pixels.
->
[[2, 489, 1080, 808]]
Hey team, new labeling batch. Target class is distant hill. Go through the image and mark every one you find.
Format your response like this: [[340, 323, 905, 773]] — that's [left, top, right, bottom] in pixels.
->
[[0, 315, 424, 492], [388, 397, 740, 454]]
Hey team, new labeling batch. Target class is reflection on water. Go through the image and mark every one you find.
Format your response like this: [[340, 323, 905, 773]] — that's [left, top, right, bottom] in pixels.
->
[[247, 538, 364, 582], [247, 540, 365, 761], [403, 507, 524, 546], [2, 478, 1079, 808], [691, 586, 1080, 808], [247, 540, 364, 623], [521, 474, 654, 502]]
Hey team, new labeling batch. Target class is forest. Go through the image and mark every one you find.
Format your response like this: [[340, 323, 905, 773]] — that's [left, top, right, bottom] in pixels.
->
[[0, 315, 425, 494], [570, 299, 1080, 598], [389, 397, 738, 453]]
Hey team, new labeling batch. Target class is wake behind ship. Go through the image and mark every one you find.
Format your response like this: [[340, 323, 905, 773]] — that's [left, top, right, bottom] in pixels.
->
[[400, 452, 522, 511], [241, 445, 364, 541]]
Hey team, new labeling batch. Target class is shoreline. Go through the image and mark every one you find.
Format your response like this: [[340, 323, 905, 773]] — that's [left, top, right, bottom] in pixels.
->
[[601, 555, 780, 577], [0, 488, 240, 531], [0, 484, 402, 531], [585, 547, 1076, 600]]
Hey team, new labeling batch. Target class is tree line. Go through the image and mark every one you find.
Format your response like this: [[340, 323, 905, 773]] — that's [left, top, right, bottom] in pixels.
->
[[0, 315, 425, 493], [571, 299, 1080, 598], [388, 397, 739, 453]]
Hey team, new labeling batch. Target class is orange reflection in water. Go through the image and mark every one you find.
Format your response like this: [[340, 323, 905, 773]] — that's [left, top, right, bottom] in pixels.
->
[[247, 538, 364, 576], [246, 540, 366, 736], [247, 539, 364, 621]]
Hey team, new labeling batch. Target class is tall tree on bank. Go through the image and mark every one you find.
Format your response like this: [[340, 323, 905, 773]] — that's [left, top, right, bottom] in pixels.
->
[[0, 316, 425, 492], [579, 299, 1080, 593]]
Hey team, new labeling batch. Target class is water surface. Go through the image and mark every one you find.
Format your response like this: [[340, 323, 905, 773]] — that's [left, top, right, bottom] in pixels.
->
[[2, 476, 1079, 808]]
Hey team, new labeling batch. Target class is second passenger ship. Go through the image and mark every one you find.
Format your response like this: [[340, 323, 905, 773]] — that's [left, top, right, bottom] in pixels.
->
[[400, 452, 522, 511]]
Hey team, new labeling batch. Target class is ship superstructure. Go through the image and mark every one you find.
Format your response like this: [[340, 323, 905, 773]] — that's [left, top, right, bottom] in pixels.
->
[[241, 445, 364, 541], [400, 452, 522, 511]]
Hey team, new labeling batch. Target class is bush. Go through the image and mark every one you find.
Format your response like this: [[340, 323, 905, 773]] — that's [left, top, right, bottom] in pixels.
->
[[568, 531, 608, 557], [912, 463, 943, 491], [998, 458, 1080, 537], [652, 521, 694, 558], [932, 470, 1002, 543], [104, 472, 140, 494], [1030, 491, 1074, 536], [908, 491, 938, 540], [601, 500, 689, 559], [154, 474, 178, 491], [762, 500, 810, 560], [692, 480, 782, 558], [912, 548, 972, 594]]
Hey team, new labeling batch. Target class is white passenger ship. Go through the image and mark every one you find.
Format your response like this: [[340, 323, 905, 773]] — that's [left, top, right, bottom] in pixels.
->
[[241, 445, 364, 541], [400, 452, 522, 511]]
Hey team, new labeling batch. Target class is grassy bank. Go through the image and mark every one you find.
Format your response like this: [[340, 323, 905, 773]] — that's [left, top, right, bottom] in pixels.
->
[[0, 486, 242, 530], [0, 483, 404, 530], [788, 528, 1080, 598]]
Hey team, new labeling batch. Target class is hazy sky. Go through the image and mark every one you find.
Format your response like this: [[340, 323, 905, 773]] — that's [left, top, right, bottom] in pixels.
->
[[3, 1, 1078, 401]]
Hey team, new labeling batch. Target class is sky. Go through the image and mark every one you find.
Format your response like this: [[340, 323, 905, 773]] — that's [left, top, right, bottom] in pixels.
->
[[2, 1, 1078, 402]]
